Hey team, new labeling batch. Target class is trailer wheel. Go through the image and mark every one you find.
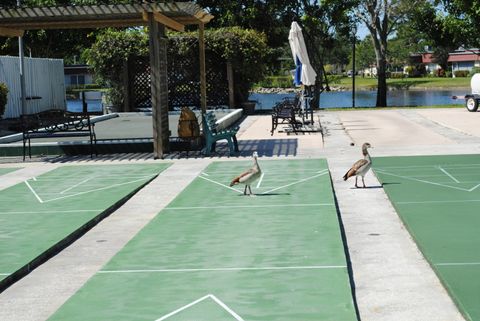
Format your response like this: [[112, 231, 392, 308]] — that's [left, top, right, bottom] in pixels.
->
[[466, 97, 479, 112]]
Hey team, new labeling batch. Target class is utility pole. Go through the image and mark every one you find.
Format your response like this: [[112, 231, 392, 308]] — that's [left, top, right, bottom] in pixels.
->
[[17, 0, 27, 115], [352, 25, 357, 109]]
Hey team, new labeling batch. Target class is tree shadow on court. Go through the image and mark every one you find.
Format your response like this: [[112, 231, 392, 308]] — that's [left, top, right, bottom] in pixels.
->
[[234, 139, 298, 157], [248, 193, 291, 196]]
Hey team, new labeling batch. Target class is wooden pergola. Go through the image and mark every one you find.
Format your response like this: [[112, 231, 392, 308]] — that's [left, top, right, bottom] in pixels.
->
[[0, 2, 213, 159]]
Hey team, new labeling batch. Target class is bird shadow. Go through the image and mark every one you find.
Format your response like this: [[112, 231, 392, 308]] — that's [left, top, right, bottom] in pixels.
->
[[381, 182, 400, 186], [236, 193, 290, 197], [256, 193, 291, 196], [349, 185, 384, 190]]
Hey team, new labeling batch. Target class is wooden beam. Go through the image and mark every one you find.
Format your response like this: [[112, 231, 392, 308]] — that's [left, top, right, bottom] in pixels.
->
[[142, 10, 184, 32], [0, 27, 24, 37], [199, 22, 207, 113], [174, 14, 214, 25], [194, 12, 214, 24], [0, 18, 144, 30]]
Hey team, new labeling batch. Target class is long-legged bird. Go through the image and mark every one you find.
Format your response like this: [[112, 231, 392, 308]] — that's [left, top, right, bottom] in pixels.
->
[[230, 151, 262, 195], [343, 142, 372, 188]]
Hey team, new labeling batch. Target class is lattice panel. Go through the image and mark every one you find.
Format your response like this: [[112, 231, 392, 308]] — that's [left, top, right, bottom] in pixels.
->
[[168, 52, 201, 109], [126, 38, 230, 111], [129, 57, 151, 109], [206, 64, 229, 107]]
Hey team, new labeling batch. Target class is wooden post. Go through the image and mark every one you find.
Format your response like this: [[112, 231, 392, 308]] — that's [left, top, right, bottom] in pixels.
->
[[123, 58, 130, 112], [148, 13, 170, 159], [227, 61, 235, 108], [199, 22, 207, 113]]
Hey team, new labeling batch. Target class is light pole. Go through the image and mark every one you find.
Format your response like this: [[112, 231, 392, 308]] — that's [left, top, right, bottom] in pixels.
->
[[17, 0, 26, 115], [352, 25, 357, 108]]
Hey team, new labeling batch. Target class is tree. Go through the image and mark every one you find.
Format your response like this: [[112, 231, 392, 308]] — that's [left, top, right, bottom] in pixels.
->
[[407, 1, 463, 72], [288, 0, 356, 108], [356, 0, 415, 107], [355, 36, 376, 74]]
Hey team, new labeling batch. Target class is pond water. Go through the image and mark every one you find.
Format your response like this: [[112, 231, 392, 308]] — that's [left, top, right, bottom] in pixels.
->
[[66, 89, 467, 113], [249, 89, 467, 110]]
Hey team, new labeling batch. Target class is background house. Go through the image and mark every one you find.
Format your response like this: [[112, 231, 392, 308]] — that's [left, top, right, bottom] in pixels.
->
[[409, 48, 480, 75], [64, 64, 94, 87]]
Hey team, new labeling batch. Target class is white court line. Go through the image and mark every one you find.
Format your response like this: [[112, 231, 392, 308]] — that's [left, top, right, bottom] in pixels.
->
[[100, 265, 347, 274], [468, 183, 480, 192], [375, 169, 471, 192], [256, 172, 265, 188], [202, 169, 329, 175], [0, 209, 102, 215], [24, 180, 44, 203], [437, 166, 460, 183], [165, 203, 333, 210], [198, 175, 243, 194], [261, 170, 328, 195], [32, 177, 37, 181], [435, 262, 480, 266], [36, 176, 156, 203], [375, 163, 480, 170], [155, 294, 244, 321], [201, 172, 209, 176], [0, 273, 10, 276], [397, 199, 480, 205], [60, 177, 93, 194]]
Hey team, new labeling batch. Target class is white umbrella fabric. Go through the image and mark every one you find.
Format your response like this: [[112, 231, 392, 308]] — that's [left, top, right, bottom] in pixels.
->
[[288, 21, 317, 86]]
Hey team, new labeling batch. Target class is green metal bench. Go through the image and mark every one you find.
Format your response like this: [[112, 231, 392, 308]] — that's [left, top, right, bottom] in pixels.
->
[[202, 111, 239, 156]]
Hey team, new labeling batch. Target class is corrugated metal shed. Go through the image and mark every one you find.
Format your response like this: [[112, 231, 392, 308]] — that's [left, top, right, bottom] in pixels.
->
[[0, 56, 65, 118]]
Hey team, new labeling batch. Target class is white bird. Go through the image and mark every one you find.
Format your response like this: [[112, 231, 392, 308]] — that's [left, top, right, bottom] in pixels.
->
[[343, 142, 372, 188], [230, 151, 262, 195]]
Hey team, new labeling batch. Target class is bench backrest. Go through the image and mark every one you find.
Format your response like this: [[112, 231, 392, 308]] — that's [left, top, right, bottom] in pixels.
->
[[22, 110, 92, 134], [202, 111, 218, 135]]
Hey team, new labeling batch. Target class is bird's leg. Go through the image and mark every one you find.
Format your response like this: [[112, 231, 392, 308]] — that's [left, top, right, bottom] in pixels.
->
[[249, 185, 253, 196], [355, 176, 358, 188], [362, 176, 366, 188], [243, 185, 247, 195]]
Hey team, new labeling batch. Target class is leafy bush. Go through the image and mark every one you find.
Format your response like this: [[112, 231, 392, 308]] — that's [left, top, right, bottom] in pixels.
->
[[85, 28, 148, 109], [389, 72, 405, 79], [326, 74, 343, 85], [454, 70, 469, 77], [469, 67, 480, 76], [195, 27, 269, 103], [86, 27, 269, 109], [446, 71, 452, 78], [0, 83, 8, 119], [257, 76, 293, 88], [404, 66, 414, 76]]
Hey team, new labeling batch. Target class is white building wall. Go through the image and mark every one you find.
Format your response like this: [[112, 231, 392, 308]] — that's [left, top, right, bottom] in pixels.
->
[[0, 56, 66, 118]]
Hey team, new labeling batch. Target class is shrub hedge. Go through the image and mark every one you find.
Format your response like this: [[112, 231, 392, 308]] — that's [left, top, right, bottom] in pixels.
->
[[86, 27, 268, 109], [454, 70, 469, 77], [0, 83, 8, 118]]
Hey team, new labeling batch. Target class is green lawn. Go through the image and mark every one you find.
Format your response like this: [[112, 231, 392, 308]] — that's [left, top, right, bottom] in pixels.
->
[[336, 76, 470, 90]]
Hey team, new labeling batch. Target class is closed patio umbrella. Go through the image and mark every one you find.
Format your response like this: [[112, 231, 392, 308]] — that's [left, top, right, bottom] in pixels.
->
[[288, 21, 317, 86]]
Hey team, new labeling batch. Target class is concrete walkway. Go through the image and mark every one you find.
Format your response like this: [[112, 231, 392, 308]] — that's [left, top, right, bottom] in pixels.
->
[[1, 107, 479, 320]]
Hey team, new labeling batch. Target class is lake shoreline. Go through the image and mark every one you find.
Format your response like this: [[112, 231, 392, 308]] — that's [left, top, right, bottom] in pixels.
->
[[252, 86, 470, 94]]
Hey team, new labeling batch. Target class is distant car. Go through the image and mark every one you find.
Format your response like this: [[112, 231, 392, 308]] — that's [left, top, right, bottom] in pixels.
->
[[347, 70, 353, 77]]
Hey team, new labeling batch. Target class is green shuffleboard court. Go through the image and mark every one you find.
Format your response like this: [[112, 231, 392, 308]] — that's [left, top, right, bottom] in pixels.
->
[[374, 154, 480, 321], [49, 159, 358, 321], [0, 167, 21, 176], [0, 163, 170, 288]]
